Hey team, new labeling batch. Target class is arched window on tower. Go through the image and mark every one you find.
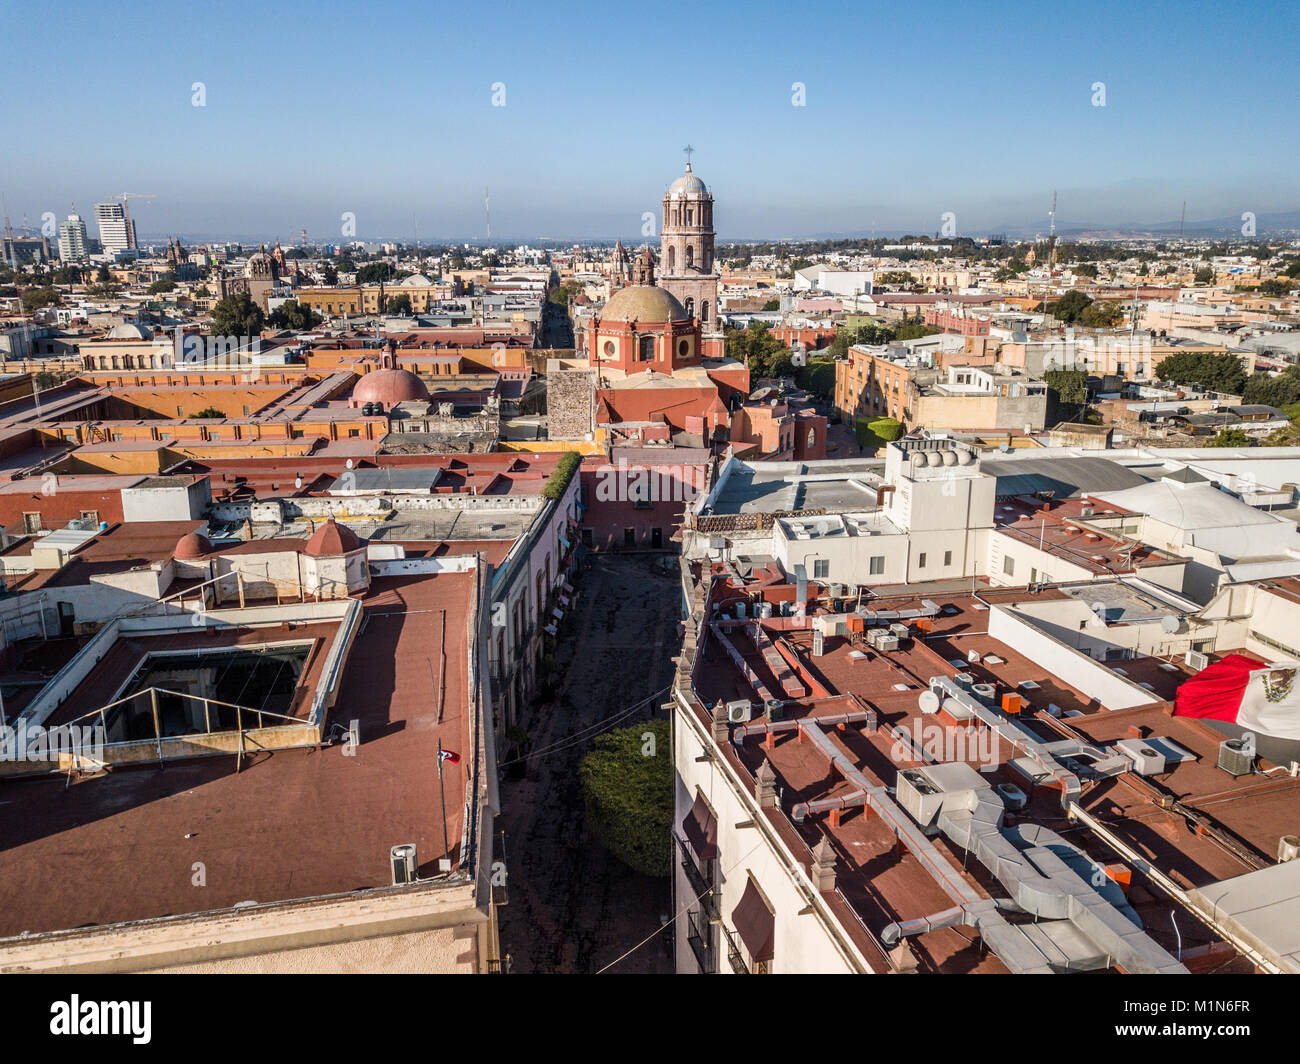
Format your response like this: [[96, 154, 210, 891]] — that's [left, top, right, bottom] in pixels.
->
[[668, 246, 675, 271], [702, 300, 709, 323], [685, 298, 695, 319], [686, 246, 694, 268], [686, 209, 693, 225]]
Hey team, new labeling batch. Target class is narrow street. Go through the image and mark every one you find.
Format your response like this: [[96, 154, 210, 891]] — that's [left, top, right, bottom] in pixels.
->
[[497, 553, 680, 973]]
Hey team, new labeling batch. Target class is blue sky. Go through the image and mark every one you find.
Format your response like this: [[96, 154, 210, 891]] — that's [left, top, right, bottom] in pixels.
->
[[3, 0, 1297, 242]]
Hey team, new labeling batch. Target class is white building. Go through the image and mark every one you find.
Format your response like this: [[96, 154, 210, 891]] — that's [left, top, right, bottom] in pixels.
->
[[57, 213, 89, 262]]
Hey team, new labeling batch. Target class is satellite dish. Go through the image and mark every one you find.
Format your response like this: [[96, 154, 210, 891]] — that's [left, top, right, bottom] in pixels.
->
[[1160, 614, 1181, 634], [919, 690, 941, 715]]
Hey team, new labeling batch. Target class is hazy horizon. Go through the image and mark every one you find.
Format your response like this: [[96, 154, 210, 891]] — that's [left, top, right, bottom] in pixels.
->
[[5, 0, 1297, 246]]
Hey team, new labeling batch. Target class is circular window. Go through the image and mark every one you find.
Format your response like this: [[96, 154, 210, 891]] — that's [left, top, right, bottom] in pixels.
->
[[678, 340, 689, 356], [603, 341, 615, 356]]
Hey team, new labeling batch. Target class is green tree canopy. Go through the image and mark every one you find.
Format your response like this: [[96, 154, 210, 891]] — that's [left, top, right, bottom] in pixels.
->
[[726, 321, 793, 378], [385, 293, 413, 316], [1207, 428, 1252, 448], [356, 262, 396, 285], [210, 293, 265, 338], [268, 299, 322, 330], [1154, 351, 1246, 395], [579, 719, 672, 877]]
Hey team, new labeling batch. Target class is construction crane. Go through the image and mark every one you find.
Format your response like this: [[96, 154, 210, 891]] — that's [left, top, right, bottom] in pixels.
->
[[111, 192, 156, 249]]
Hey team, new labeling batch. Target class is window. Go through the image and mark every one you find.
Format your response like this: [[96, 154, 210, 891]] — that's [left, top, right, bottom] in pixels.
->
[[1030, 568, 1038, 584], [869, 556, 885, 575], [1003, 556, 1015, 576], [678, 339, 689, 357], [943, 550, 952, 567], [80, 510, 99, 525], [638, 335, 655, 361], [918, 552, 927, 569], [603, 340, 615, 357], [686, 245, 694, 268], [813, 559, 829, 579], [243, 405, 251, 416], [349, 428, 360, 437], [623, 528, 636, 548], [22, 512, 42, 533]]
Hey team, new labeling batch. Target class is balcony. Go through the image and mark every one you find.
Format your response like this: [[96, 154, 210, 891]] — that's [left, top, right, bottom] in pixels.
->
[[678, 839, 717, 921], [686, 908, 715, 974]]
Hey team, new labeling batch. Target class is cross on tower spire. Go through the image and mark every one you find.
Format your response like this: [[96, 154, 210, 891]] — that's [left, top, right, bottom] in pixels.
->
[[683, 144, 694, 171]]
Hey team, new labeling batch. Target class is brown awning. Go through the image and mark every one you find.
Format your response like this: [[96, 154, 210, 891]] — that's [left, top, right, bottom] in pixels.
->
[[681, 792, 718, 861], [731, 877, 774, 963]]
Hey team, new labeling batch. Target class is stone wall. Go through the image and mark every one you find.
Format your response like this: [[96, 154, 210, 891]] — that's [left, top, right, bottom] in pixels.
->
[[547, 368, 595, 441]]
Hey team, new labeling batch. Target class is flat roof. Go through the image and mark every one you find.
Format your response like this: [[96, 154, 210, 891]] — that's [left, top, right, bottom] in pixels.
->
[[0, 570, 475, 938]]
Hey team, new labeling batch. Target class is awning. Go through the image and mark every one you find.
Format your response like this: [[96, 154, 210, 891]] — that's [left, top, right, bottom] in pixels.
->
[[731, 878, 775, 963], [681, 792, 718, 861]]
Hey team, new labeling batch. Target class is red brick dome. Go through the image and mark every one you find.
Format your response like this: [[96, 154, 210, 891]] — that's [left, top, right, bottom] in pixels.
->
[[352, 368, 429, 407], [305, 519, 362, 556], [173, 531, 212, 560]]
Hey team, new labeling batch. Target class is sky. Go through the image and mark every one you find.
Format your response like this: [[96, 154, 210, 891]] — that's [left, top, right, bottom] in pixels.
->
[[3, 0, 1298, 244]]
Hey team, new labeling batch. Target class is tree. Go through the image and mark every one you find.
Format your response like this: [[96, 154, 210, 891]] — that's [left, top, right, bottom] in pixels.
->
[[191, 407, 226, 419], [320, 263, 338, 285], [385, 293, 412, 315], [760, 298, 780, 311], [1045, 289, 1094, 324], [579, 719, 672, 877], [1194, 266, 1215, 284], [856, 416, 903, 452], [795, 358, 836, 399], [1207, 428, 1252, 448], [1045, 368, 1088, 412], [1154, 351, 1246, 395], [726, 321, 793, 378], [210, 293, 265, 338], [356, 262, 396, 285], [1073, 263, 1099, 278], [1240, 365, 1300, 407], [1078, 300, 1124, 328], [20, 287, 61, 312], [267, 299, 322, 330], [147, 279, 176, 295]]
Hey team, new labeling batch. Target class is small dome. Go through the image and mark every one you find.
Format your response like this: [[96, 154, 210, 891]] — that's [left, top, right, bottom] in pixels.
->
[[400, 273, 433, 287], [305, 519, 362, 556], [600, 285, 687, 324], [107, 321, 153, 340], [173, 531, 212, 560], [352, 367, 429, 407], [669, 165, 707, 196]]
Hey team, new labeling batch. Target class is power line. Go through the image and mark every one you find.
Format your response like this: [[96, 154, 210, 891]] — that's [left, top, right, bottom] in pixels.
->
[[497, 685, 669, 767]]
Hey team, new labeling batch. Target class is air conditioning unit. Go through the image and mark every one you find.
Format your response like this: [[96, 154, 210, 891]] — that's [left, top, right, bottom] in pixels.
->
[[1185, 650, 1209, 672], [726, 699, 753, 724], [1116, 737, 1167, 776], [1217, 735, 1255, 777], [391, 843, 418, 885], [764, 699, 784, 721]]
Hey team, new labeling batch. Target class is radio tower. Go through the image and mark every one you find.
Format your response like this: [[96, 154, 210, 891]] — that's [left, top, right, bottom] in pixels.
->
[[484, 186, 491, 243], [1048, 190, 1058, 267]]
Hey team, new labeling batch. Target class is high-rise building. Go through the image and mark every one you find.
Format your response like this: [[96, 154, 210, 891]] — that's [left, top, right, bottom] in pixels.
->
[[94, 201, 136, 255], [57, 213, 89, 262]]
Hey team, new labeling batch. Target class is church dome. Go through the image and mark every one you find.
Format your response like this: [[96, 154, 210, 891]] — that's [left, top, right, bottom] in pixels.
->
[[352, 367, 430, 406], [669, 165, 707, 196], [305, 519, 362, 556], [600, 285, 687, 324], [400, 273, 433, 287], [173, 531, 212, 560], [106, 321, 153, 340]]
